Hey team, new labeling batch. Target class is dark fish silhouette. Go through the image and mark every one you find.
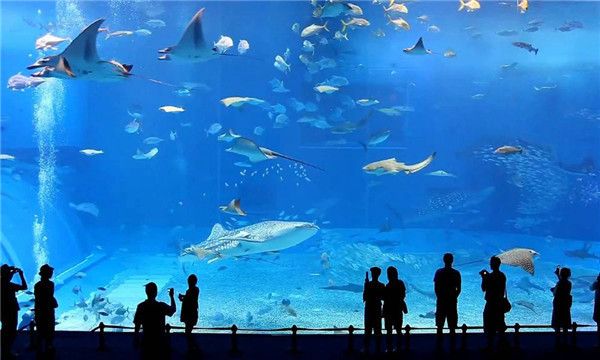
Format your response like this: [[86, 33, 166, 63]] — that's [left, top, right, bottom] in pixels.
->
[[512, 41, 538, 55], [321, 283, 363, 293]]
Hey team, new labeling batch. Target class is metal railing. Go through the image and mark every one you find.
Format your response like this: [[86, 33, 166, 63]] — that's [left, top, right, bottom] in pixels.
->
[[88, 321, 597, 353]]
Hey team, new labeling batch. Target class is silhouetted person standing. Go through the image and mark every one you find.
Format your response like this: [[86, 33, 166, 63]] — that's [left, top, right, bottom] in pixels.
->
[[178, 274, 199, 352], [592, 274, 599, 339], [433, 253, 461, 338], [34, 264, 58, 353], [383, 266, 407, 352], [480, 256, 508, 347], [363, 267, 385, 353], [1, 264, 27, 359], [134, 283, 176, 359], [551, 266, 572, 339]]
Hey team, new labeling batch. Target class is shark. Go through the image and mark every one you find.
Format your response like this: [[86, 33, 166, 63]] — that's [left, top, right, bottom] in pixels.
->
[[321, 283, 363, 293], [564, 243, 600, 260], [181, 221, 319, 263], [363, 152, 436, 175], [226, 137, 324, 170], [27, 19, 132, 80], [158, 8, 217, 62]]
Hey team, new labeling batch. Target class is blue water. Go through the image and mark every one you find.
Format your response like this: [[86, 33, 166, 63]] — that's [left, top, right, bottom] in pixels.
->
[[1, 0, 599, 331]]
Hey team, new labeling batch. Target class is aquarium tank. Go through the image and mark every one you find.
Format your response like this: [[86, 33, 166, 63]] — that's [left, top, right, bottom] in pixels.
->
[[1, 0, 599, 332]]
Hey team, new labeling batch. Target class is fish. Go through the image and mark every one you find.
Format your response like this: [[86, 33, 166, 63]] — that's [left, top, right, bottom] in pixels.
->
[[27, 19, 132, 80], [105, 30, 134, 40], [158, 9, 217, 62], [134, 29, 152, 36], [7, 73, 46, 90], [181, 221, 319, 263], [512, 41, 538, 55], [515, 300, 536, 312], [170, 131, 177, 141], [146, 19, 166, 28], [237, 39, 250, 54], [159, 105, 185, 113], [291, 23, 300, 33], [220, 97, 267, 108], [443, 50, 457, 58], [528, 19, 543, 26], [419, 311, 436, 319], [313, 2, 352, 18], [274, 55, 291, 73], [97, 287, 107, 291], [341, 18, 370, 32], [497, 29, 519, 36], [517, 0, 528, 13], [361, 130, 391, 149], [314, 85, 339, 94], [321, 283, 363, 293], [564, 243, 600, 260], [533, 84, 557, 91], [384, 3, 409, 14], [496, 248, 539, 275], [458, 0, 481, 12], [334, 31, 349, 41], [132, 148, 159, 160], [269, 78, 289, 93], [69, 202, 99, 217], [72, 285, 81, 294], [218, 129, 241, 142], [427, 25, 441, 33], [501, 62, 518, 70], [225, 137, 323, 171], [302, 40, 315, 54], [124, 119, 140, 133], [524, 26, 539, 32], [373, 28, 386, 37], [426, 170, 457, 178], [213, 35, 233, 54], [363, 152, 436, 176], [347, 3, 363, 15], [35, 33, 70, 51], [471, 93, 485, 100], [80, 149, 104, 156], [98, 311, 109, 316], [301, 23, 329, 38], [206, 123, 223, 136], [494, 145, 522, 154], [234, 162, 252, 168], [417, 15, 429, 23], [404, 37, 431, 55], [320, 75, 349, 87], [516, 276, 544, 294], [274, 114, 289, 128], [356, 99, 379, 106], [219, 199, 247, 216], [143, 137, 164, 145]]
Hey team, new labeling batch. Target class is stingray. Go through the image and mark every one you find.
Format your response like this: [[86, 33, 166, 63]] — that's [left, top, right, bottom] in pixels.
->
[[27, 19, 132, 80], [321, 283, 363, 293], [497, 248, 539, 275], [158, 8, 217, 62], [225, 137, 324, 171], [403, 37, 432, 55]]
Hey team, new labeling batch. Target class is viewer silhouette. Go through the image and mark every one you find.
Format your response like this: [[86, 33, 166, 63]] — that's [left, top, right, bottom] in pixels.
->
[[34, 264, 58, 353], [480, 256, 508, 347], [592, 274, 599, 338], [551, 266, 572, 339], [433, 253, 461, 338], [363, 267, 385, 353], [133, 282, 176, 359], [383, 266, 407, 352], [178, 274, 199, 352], [1, 264, 28, 359]]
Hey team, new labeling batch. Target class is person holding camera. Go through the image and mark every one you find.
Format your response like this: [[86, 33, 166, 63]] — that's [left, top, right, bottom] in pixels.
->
[[1, 264, 28, 358], [551, 266, 572, 339], [133, 282, 176, 359], [480, 256, 508, 347], [34, 264, 58, 353]]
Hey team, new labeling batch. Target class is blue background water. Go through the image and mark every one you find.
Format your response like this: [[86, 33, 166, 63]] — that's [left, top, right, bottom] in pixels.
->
[[1, 0, 599, 331]]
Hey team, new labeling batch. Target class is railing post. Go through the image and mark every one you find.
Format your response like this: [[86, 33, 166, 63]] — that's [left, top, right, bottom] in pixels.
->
[[346, 325, 355, 354], [230, 324, 239, 355], [290, 325, 298, 353], [28, 321, 36, 350], [98, 322, 106, 351], [571, 322, 577, 346], [460, 323, 468, 349], [404, 324, 411, 350], [514, 323, 521, 348], [165, 323, 172, 352]]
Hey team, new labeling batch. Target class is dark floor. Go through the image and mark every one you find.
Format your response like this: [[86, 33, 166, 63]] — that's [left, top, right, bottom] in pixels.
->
[[6, 331, 600, 359]]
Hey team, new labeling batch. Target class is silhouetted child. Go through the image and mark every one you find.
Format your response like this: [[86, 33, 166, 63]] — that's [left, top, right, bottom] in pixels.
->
[[551, 266, 572, 339], [433, 253, 461, 338], [592, 274, 599, 339], [178, 274, 199, 351], [1, 264, 28, 358], [480, 256, 508, 348], [363, 267, 385, 353], [34, 264, 58, 353], [134, 283, 176, 359], [383, 266, 407, 352]]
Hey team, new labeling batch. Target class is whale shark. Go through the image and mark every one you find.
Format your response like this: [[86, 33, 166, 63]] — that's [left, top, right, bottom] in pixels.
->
[[182, 221, 319, 263], [27, 19, 132, 80], [158, 8, 217, 62], [226, 137, 324, 170]]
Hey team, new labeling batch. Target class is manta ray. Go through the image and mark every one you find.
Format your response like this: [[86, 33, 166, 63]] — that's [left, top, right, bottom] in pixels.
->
[[226, 137, 324, 170], [181, 221, 319, 263], [27, 19, 132, 80], [158, 8, 217, 62], [403, 37, 432, 55]]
